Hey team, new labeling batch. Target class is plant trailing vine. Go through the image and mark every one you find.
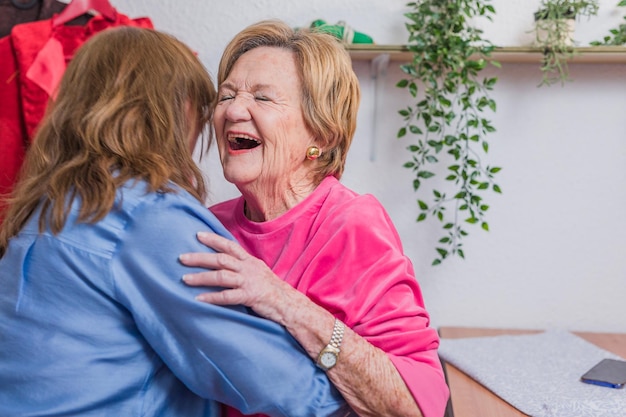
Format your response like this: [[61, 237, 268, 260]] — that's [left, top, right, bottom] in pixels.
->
[[397, 0, 501, 265]]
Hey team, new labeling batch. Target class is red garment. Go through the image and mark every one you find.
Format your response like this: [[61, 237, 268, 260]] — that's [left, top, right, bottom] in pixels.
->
[[211, 176, 450, 417], [0, 34, 24, 204], [0, 13, 153, 222]]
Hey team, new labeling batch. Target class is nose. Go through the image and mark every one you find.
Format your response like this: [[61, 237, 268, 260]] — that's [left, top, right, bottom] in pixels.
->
[[223, 95, 251, 122]]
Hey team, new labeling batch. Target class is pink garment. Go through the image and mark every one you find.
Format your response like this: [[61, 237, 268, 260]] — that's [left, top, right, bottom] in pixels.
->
[[211, 176, 450, 417]]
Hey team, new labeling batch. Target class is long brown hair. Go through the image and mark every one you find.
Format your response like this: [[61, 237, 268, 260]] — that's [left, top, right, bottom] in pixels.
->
[[218, 20, 361, 184], [0, 27, 216, 256]]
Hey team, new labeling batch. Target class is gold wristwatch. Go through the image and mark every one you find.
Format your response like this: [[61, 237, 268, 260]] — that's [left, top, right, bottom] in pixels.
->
[[316, 319, 344, 371]]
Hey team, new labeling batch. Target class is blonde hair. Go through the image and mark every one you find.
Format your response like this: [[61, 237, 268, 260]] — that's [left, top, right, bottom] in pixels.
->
[[217, 19, 361, 184], [0, 27, 216, 256]]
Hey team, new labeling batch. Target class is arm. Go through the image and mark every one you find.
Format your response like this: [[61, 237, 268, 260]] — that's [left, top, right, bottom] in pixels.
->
[[112, 192, 352, 417], [181, 224, 448, 417]]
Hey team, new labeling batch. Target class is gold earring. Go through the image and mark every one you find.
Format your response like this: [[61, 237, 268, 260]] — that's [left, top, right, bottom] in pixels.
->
[[306, 146, 321, 160]]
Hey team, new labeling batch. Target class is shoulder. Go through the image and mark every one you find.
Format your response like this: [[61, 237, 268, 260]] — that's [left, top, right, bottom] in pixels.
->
[[118, 180, 233, 242], [321, 179, 397, 238], [209, 197, 240, 218], [208, 197, 241, 230]]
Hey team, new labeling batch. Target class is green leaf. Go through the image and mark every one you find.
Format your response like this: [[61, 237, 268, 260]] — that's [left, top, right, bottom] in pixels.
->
[[481, 222, 489, 231], [418, 171, 436, 179], [466, 217, 478, 224], [417, 213, 427, 222], [409, 125, 423, 135], [436, 248, 448, 257], [396, 79, 409, 88], [397, 127, 407, 138], [399, 64, 416, 76], [418, 200, 429, 210]]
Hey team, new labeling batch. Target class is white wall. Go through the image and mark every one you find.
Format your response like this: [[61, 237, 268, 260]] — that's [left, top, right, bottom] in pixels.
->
[[111, 0, 626, 333]]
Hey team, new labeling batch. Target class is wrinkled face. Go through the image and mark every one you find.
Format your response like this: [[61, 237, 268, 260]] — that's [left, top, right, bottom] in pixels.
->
[[214, 46, 315, 190]]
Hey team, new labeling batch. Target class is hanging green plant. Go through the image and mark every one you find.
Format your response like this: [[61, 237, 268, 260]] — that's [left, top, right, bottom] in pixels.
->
[[397, 0, 501, 266], [533, 0, 600, 86]]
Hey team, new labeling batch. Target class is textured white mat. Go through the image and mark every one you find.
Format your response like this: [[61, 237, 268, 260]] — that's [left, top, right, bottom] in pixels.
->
[[439, 330, 626, 417]]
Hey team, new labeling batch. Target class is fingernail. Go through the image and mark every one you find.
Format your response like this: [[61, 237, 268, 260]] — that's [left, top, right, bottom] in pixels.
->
[[179, 254, 189, 262], [182, 274, 192, 283], [197, 231, 210, 239]]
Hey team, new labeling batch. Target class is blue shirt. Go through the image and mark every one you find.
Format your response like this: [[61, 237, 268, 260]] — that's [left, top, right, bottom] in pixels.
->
[[0, 180, 349, 417]]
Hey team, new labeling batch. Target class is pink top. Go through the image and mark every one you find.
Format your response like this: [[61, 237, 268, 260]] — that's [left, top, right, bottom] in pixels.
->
[[212, 176, 449, 417]]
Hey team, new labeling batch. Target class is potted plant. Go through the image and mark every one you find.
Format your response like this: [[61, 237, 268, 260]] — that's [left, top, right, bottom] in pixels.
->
[[397, 0, 501, 265], [533, 0, 599, 86]]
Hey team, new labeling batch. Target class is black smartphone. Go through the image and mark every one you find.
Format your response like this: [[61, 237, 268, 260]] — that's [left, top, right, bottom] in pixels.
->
[[580, 358, 626, 389]]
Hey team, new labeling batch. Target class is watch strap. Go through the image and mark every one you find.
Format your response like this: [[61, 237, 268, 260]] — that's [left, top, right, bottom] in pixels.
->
[[328, 318, 344, 350]]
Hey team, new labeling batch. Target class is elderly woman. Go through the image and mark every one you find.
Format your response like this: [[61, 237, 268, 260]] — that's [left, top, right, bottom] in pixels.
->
[[180, 20, 450, 417], [0, 26, 351, 417]]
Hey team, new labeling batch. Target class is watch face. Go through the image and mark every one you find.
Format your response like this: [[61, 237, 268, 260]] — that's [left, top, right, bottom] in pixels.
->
[[320, 351, 337, 368]]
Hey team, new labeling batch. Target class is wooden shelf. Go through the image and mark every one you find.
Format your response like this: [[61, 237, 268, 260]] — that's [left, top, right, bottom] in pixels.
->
[[347, 45, 626, 64]]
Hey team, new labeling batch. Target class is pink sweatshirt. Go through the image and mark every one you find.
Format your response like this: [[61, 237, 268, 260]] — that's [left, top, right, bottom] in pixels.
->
[[212, 176, 449, 417]]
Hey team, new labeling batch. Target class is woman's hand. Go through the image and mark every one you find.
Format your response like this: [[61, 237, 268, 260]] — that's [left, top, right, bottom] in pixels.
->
[[181, 232, 425, 417], [179, 232, 298, 324]]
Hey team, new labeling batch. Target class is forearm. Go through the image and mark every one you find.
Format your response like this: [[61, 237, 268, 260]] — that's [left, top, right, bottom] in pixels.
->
[[278, 290, 423, 417], [329, 326, 423, 417]]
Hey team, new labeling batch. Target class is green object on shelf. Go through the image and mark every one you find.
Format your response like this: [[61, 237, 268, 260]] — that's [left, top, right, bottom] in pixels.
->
[[309, 19, 374, 44]]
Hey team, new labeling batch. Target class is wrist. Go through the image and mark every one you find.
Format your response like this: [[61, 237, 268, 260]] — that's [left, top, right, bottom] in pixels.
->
[[316, 318, 345, 371]]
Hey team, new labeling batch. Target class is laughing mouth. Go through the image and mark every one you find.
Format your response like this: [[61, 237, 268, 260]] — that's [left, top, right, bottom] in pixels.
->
[[228, 134, 261, 151]]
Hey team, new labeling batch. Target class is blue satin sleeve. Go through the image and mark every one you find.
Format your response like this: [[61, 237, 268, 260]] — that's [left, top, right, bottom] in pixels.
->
[[111, 191, 350, 417]]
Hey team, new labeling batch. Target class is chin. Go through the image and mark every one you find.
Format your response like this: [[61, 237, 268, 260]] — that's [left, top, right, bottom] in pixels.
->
[[222, 170, 254, 188]]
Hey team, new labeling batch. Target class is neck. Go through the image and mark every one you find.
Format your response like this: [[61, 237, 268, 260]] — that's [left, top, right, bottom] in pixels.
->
[[240, 179, 317, 222]]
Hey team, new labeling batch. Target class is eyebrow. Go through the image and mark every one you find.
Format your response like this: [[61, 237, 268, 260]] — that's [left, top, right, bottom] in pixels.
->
[[218, 82, 275, 92]]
